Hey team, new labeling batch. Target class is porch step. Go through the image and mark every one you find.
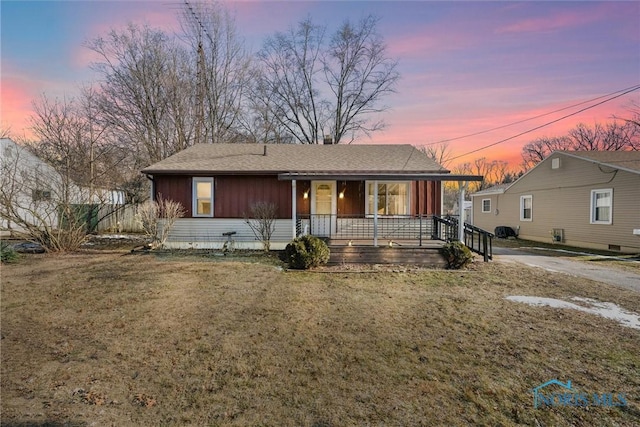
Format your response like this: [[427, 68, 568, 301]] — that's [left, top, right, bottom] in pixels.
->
[[327, 245, 446, 267]]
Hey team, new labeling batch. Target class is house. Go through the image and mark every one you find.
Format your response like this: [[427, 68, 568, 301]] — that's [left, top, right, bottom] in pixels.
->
[[141, 143, 482, 250], [1, 138, 66, 235], [0, 138, 125, 236], [471, 151, 640, 253]]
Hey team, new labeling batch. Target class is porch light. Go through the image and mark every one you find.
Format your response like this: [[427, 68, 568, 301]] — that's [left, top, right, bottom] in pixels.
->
[[303, 190, 309, 199], [339, 190, 345, 199], [348, 240, 353, 246], [388, 240, 393, 247]]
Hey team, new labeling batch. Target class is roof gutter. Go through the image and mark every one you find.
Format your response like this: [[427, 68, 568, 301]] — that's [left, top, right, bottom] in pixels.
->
[[278, 173, 484, 181]]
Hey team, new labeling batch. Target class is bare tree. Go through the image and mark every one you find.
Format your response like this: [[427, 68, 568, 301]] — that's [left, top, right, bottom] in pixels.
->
[[1, 140, 89, 251], [324, 15, 399, 143], [257, 15, 399, 144], [257, 19, 326, 144], [521, 119, 640, 169], [180, 1, 252, 144], [87, 24, 192, 165], [137, 196, 185, 249], [244, 202, 278, 252], [420, 142, 454, 168]]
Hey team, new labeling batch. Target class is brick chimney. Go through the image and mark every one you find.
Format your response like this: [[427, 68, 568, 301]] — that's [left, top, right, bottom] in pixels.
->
[[323, 136, 334, 145]]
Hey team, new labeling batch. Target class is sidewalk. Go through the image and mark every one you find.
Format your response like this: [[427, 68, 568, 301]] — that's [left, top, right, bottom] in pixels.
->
[[493, 247, 640, 293]]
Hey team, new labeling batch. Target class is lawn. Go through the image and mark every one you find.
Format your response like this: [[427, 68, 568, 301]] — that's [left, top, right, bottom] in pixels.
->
[[1, 250, 639, 426]]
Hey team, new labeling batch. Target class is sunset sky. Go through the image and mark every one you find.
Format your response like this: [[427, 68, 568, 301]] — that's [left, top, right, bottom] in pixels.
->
[[1, 1, 639, 167]]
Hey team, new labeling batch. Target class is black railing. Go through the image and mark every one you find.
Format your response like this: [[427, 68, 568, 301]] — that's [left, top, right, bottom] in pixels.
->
[[431, 215, 459, 242], [464, 223, 493, 262], [431, 215, 493, 262], [296, 214, 433, 245]]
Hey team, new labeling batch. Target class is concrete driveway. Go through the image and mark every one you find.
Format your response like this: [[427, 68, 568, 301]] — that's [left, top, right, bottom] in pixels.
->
[[493, 247, 640, 293]]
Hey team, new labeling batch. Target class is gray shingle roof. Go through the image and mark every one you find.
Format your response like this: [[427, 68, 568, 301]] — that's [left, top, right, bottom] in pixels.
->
[[562, 150, 640, 174], [142, 143, 449, 175]]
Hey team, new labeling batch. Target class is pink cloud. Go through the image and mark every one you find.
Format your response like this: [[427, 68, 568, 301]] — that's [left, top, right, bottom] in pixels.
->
[[496, 4, 606, 34], [365, 94, 635, 168], [387, 30, 470, 58], [1, 76, 38, 139]]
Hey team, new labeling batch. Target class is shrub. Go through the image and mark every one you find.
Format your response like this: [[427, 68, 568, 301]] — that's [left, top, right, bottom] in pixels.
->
[[136, 196, 185, 249], [0, 241, 19, 263], [244, 201, 278, 252], [282, 235, 330, 269], [440, 241, 473, 269]]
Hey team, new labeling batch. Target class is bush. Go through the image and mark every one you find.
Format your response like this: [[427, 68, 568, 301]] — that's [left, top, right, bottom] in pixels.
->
[[440, 241, 473, 269], [0, 241, 19, 263], [282, 235, 330, 269]]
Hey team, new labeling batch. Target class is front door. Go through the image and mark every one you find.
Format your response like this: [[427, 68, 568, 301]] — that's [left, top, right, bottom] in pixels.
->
[[310, 181, 336, 237]]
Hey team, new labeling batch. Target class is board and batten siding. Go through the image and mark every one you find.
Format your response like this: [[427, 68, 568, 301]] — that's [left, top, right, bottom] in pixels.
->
[[153, 174, 292, 218], [471, 153, 640, 253], [161, 218, 294, 250]]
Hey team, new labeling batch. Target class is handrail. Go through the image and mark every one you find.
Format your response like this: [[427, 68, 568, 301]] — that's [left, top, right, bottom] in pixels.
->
[[432, 215, 493, 262]]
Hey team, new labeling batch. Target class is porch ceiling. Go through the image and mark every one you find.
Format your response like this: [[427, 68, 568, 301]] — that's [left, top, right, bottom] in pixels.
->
[[278, 173, 484, 181]]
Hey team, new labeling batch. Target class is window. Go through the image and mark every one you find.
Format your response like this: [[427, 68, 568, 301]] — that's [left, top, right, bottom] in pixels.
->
[[192, 178, 214, 217], [482, 199, 491, 213], [520, 195, 532, 221], [32, 189, 51, 202], [366, 182, 410, 216], [590, 189, 612, 224]]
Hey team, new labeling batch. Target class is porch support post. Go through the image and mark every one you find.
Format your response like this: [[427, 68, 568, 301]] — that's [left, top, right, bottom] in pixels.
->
[[373, 180, 378, 247], [291, 179, 297, 239], [458, 181, 467, 244]]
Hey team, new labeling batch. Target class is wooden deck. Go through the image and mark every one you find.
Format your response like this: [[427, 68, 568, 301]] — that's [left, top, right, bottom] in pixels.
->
[[327, 239, 446, 267]]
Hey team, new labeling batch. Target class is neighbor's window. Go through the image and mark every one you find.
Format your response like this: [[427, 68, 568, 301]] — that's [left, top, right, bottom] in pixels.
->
[[192, 177, 214, 217], [590, 189, 613, 224], [482, 198, 491, 213], [366, 182, 410, 216], [32, 189, 52, 202], [520, 195, 532, 221]]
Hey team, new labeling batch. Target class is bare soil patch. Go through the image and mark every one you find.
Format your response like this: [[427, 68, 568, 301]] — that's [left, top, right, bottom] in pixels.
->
[[2, 250, 639, 426]]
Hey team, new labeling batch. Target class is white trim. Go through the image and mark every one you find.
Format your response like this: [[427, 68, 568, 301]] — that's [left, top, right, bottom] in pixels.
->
[[192, 177, 214, 218], [590, 188, 613, 225], [481, 198, 491, 213], [310, 180, 336, 236], [520, 195, 532, 221]]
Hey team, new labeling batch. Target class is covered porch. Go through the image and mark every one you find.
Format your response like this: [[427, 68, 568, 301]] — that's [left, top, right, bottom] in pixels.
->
[[280, 172, 484, 247]]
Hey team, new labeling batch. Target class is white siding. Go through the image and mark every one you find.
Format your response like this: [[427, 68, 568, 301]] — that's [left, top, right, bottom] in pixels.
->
[[161, 218, 294, 250]]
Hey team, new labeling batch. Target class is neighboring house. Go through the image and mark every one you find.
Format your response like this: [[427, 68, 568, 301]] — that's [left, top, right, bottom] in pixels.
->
[[142, 143, 481, 249], [1, 138, 64, 235], [0, 138, 124, 236], [471, 151, 640, 253]]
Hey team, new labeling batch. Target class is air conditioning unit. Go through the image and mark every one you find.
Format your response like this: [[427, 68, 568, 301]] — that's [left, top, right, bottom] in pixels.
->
[[552, 228, 564, 243]]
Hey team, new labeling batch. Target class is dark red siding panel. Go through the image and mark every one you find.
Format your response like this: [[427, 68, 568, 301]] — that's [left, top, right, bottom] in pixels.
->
[[409, 180, 442, 216], [154, 175, 192, 217], [296, 181, 311, 215], [338, 181, 365, 216], [214, 175, 292, 219]]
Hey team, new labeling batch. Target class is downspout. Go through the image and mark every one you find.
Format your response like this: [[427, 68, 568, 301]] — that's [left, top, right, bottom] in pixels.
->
[[145, 174, 155, 202]]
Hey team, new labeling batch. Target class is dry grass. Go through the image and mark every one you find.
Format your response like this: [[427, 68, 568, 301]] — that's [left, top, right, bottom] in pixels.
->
[[1, 250, 639, 426]]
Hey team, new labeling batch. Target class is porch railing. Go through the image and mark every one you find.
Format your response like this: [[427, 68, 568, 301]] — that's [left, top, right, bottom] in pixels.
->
[[296, 214, 434, 245], [431, 215, 493, 262]]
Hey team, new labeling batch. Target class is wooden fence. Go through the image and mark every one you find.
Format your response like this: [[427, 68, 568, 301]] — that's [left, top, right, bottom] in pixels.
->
[[96, 204, 143, 233]]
